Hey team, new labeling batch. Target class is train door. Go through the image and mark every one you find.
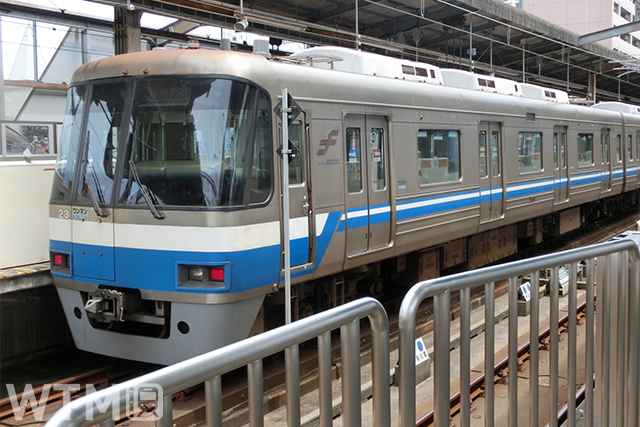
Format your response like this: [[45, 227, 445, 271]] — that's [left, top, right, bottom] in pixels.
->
[[70, 82, 124, 282], [601, 129, 612, 193], [553, 126, 569, 204], [286, 120, 313, 267], [344, 114, 391, 256], [479, 122, 504, 223]]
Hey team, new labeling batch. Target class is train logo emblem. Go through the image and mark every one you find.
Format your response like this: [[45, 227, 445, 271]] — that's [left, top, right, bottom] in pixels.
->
[[317, 129, 339, 155]]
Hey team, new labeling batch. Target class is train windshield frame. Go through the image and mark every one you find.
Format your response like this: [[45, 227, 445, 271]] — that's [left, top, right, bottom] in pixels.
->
[[51, 76, 273, 210]]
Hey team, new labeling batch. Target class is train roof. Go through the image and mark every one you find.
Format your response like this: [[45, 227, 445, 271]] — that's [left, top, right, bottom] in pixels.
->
[[70, 46, 640, 122], [289, 46, 444, 85], [591, 101, 640, 115], [289, 46, 570, 104], [69, 48, 270, 84]]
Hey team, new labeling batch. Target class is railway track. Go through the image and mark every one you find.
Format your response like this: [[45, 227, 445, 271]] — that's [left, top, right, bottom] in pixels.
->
[[2, 212, 636, 426], [417, 295, 589, 426]]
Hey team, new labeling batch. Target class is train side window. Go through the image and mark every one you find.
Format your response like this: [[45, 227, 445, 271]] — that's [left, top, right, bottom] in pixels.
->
[[517, 132, 542, 173], [577, 133, 594, 166], [417, 129, 461, 185], [479, 130, 488, 178], [370, 128, 385, 191], [615, 134, 622, 163], [287, 122, 304, 186], [346, 127, 362, 193], [627, 135, 633, 162]]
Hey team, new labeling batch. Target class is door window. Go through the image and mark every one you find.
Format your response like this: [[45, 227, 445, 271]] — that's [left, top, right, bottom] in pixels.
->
[[479, 130, 488, 178], [370, 128, 385, 191], [491, 131, 501, 177], [346, 127, 362, 193], [288, 122, 304, 186]]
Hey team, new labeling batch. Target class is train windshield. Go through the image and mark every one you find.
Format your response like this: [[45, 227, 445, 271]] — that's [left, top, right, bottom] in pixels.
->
[[51, 85, 86, 202], [120, 77, 272, 208]]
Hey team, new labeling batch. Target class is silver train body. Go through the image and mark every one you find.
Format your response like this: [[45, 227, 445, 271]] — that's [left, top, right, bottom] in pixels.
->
[[49, 46, 640, 364]]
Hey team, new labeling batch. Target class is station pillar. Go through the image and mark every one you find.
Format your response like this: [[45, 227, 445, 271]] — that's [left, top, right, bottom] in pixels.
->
[[114, 8, 142, 54]]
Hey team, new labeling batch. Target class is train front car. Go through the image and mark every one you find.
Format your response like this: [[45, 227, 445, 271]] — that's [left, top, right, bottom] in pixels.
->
[[49, 49, 280, 364]]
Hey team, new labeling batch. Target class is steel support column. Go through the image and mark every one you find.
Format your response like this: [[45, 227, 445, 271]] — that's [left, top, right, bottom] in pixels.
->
[[114, 8, 142, 54]]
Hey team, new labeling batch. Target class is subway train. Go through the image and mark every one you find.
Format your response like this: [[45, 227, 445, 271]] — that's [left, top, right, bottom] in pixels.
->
[[49, 44, 639, 364]]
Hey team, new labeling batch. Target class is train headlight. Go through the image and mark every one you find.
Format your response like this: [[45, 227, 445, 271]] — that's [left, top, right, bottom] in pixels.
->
[[188, 267, 206, 281]]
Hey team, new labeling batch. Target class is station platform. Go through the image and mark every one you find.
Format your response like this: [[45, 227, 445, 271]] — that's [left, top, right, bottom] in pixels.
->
[[0, 262, 52, 294], [0, 263, 71, 365]]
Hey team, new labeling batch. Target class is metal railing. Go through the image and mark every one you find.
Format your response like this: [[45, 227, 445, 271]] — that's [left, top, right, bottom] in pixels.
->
[[45, 233, 640, 426], [397, 233, 640, 427], [45, 297, 390, 427]]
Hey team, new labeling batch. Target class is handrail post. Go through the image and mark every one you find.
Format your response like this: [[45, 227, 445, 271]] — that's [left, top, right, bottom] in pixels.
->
[[285, 345, 301, 427], [370, 305, 391, 427], [507, 275, 518, 427], [205, 376, 222, 427], [248, 360, 264, 427], [434, 291, 450, 427], [398, 296, 420, 427], [341, 319, 362, 426], [627, 256, 640, 425]]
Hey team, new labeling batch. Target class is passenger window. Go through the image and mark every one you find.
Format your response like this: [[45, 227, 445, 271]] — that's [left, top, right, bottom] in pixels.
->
[[288, 122, 304, 186], [615, 134, 622, 163], [346, 127, 362, 193], [479, 131, 488, 178], [370, 128, 385, 191], [628, 135, 633, 161], [577, 133, 594, 166], [417, 129, 461, 185], [517, 132, 543, 173]]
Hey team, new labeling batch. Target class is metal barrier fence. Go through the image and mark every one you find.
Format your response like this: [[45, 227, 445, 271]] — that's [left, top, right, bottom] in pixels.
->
[[45, 297, 390, 427], [398, 233, 640, 427], [45, 233, 640, 426]]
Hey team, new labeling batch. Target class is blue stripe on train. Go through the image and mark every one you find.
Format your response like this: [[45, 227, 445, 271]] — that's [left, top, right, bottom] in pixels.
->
[[50, 211, 343, 293]]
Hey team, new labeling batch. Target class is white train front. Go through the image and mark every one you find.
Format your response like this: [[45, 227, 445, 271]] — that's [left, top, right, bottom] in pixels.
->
[[49, 45, 639, 364]]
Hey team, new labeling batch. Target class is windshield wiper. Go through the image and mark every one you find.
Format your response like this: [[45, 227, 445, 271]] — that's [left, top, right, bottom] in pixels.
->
[[128, 159, 165, 220], [82, 132, 107, 218], [86, 176, 108, 218]]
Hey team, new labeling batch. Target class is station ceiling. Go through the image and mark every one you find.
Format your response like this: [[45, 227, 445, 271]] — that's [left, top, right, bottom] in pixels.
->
[[15, 0, 640, 103]]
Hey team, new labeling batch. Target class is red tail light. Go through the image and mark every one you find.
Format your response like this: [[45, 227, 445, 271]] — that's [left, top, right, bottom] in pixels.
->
[[53, 254, 64, 267], [209, 267, 224, 282]]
